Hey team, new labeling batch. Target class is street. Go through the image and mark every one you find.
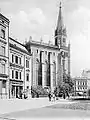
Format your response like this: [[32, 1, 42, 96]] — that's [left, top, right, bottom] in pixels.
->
[[0, 99, 90, 120]]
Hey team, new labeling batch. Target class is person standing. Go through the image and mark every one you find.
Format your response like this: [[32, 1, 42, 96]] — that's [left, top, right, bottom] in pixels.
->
[[48, 91, 51, 101]]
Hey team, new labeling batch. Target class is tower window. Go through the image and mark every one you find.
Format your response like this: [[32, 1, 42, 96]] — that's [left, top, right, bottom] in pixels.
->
[[12, 70, 14, 78], [15, 56, 18, 64], [15, 71, 18, 79], [37, 49, 38, 53], [1, 29, 5, 39], [26, 60, 29, 68], [26, 73, 29, 81], [20, 72, 21, 79]]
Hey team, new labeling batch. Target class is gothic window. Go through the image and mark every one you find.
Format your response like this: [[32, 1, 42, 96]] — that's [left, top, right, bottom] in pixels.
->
[[15, 71, 18, 79], [12, 70, 14, 79], [37, 49, 38, 53], [20, 72, 21, 80], [19, 57, 21, 65], [26, 60, 29, 68], [15, 56, 18, 64], [1, 29, 5, 39], [26, 73, 29, 81], [12, 54, 14, 63]]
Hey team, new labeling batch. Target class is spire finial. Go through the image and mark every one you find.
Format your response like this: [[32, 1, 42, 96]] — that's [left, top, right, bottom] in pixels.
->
[[60, 1, 62, 8]]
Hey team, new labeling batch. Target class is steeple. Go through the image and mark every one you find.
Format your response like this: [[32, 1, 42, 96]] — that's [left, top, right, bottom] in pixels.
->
[[55, 2, 66, 48], [57, 2, 63, 31]]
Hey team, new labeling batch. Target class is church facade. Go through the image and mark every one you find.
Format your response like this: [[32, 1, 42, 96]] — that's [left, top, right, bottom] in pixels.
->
[[25, 4, 70, 92]]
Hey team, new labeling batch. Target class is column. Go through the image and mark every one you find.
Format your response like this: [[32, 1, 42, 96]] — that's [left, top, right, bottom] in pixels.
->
[[50, 53, 54, 92], [56, 54, 58, 86], [60, 56, 63, 82], [42, 51, 45, 88], [15, 86, 16, 98]]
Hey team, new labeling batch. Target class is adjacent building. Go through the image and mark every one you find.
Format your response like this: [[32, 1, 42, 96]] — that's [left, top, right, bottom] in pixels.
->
[[0, 13, 32, 99], [0, 13, 9, 99], [9, 37, 32, 98]]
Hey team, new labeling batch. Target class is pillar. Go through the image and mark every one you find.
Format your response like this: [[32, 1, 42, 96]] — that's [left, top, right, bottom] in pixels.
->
[[15, 86, 16, 98], [42, 51, 45, 88], [50, 53, 54, 92], [50, 64, 54, 92]]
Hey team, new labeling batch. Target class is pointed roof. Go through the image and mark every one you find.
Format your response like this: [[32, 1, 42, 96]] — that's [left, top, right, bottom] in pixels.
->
[[56, 2, 64, 31]]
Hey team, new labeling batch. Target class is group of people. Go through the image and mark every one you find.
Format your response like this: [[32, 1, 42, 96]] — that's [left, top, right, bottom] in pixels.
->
[[48, 91, 56, 101]]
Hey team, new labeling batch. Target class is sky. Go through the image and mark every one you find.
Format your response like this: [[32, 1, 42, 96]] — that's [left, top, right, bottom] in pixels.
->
[[0, 0, 90, 77]]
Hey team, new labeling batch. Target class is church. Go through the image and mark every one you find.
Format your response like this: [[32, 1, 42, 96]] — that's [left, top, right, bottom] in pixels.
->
[[25, 3, 70, 92]]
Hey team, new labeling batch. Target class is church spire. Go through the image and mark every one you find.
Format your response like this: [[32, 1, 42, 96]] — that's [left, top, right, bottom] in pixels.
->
[[56, 2, 63, 31], [55, 1, 66, 47]]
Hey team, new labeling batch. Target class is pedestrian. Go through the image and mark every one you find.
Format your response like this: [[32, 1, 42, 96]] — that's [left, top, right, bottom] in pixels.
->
[[48, 91, 51, 101], [52, 92, 55, 101]]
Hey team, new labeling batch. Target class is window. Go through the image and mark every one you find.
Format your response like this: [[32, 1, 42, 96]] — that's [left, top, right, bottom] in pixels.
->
[[2, 64, 5, 74], [83, 82, 84, 85], [78, 81, 79, 85], [37, 49, 38, 53], [20, 72, 21, 80], [15, 56, 18, 64], [45, 51, 47, 55], [53, 52, 55, 56], [27, 86, 29, 89], [26, 73, 29, 81], [12, 54, 14, 63], [1, 29, 5, 39], [15, 71, 18, 79], [12, 70, 14, 78], [1, 46, 5, 56], [19, 57, 21, 65], [2, 81, 6, 88], [26, 60, 29, 68]]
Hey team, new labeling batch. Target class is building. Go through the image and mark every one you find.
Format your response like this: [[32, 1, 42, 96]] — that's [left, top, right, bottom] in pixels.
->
[[9, 37, 32, 98], [0, 13, 32, 99], [73, 70, 90, 96], [73, 77, 87, 96], [0, 13, 9, 99], [25, 3, 70, 92]]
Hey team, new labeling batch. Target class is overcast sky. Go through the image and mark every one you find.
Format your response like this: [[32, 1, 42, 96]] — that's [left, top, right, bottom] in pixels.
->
[[0, 0, 90, 77]]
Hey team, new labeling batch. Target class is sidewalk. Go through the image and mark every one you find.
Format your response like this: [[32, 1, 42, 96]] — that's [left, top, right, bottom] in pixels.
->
[[0, 97, 72, 115]]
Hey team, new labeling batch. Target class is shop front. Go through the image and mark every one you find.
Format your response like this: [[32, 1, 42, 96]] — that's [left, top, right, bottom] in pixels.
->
[[10, 80, 23, 99]]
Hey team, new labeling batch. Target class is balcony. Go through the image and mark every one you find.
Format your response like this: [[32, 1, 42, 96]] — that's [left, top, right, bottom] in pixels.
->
[[0, 73, 8, 78], [10, 62, 24, 69]]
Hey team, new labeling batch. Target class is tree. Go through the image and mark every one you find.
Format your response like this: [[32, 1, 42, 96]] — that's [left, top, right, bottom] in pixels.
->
[[55, 73, 74, 98]]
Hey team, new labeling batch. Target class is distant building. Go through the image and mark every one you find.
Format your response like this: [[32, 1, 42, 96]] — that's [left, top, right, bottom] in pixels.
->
[[73, 70, 90, 96]]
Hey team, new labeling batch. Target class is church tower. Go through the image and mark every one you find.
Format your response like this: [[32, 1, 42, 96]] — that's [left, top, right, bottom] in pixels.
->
[[55, 2, 67, 48]]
